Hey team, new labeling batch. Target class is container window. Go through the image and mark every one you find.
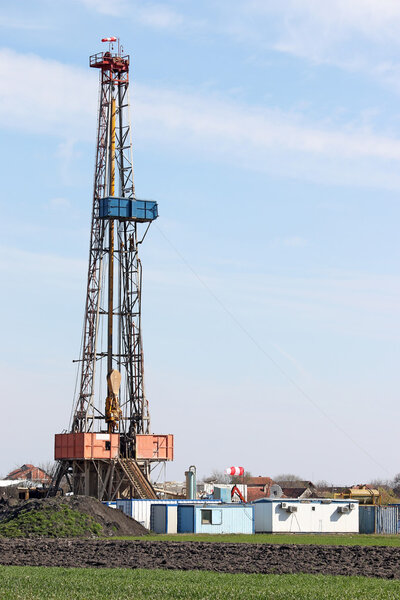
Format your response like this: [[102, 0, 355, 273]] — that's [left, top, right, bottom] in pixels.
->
[[201, 509, 222, 525], [212, 510, 222, 525], [201, 510, 212, 524], [105, 441, 111, 450]]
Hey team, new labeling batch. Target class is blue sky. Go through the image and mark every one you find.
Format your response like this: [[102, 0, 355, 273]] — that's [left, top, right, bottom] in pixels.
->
[[1, 0, 400, 485]]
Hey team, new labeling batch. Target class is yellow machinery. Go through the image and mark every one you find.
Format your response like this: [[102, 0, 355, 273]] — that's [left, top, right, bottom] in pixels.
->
[[334, 485, 381, 505], [105, 370, 122, 432]]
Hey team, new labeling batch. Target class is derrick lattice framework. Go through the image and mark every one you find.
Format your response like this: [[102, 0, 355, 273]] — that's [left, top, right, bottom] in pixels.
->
[[50, 44, 172, 501], [72, 50, 150, 447]]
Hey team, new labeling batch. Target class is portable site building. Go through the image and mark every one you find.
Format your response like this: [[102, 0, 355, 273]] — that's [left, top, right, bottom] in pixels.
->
[[177, 503, 254, 534], [254, 498, 359, 533], [104, 498, 221, 530]]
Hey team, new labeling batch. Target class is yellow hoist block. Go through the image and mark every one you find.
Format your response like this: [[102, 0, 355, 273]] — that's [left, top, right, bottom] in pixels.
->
[[105, 369, 122, 433]]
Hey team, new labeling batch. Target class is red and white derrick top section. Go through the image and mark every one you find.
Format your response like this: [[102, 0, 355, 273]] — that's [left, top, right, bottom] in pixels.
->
[[89, 52, 129, 75]]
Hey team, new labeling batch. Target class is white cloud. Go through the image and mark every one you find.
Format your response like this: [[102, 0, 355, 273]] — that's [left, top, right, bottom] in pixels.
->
[[270, 235, 309, 249], [242, 0, 400, 53], [71, 1, 400, 95], [48, 197, 71, 210], [2, 48, 400, 188], [0, 15, 49, 30], [133, 86, 400, 188], [136, 3, 185, 30], [79, 0, 126, 17], [0, 245, 86, 289], [282, 236, 308, 248], [146, 251, 400, 341], [135, 87, 400, 161], [78, 0, 188, 30], [0, 49, 97, 138], [226, 0, 400, 94]]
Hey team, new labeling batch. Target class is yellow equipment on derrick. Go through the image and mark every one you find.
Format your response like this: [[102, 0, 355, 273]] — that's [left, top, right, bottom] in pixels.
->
[[105, 369, 122, 432]]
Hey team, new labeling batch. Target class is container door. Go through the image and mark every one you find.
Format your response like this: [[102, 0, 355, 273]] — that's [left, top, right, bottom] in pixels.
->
[[151, 505, 167, 533], [167, 506, 178, 534], [178, 505, 194, 533], [359, 506, 375, 534]]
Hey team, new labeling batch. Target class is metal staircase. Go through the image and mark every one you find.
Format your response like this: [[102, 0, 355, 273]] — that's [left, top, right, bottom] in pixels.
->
[[118, 458, 157, 499]]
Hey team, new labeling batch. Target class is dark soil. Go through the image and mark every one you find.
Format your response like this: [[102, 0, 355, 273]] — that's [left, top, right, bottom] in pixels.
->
[[0, 539, 399, 579], [0, 496, 147, 537]]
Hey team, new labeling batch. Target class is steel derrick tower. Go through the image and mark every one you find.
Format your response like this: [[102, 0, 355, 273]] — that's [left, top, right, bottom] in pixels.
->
[[51, 40, 173, 501]]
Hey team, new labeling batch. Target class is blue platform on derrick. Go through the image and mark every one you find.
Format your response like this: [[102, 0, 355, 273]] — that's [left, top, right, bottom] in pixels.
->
[[99, 197, 158, 222]]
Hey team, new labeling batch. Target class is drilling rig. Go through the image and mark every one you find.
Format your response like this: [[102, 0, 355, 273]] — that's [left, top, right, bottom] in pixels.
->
[[51, 39, 173, 500]]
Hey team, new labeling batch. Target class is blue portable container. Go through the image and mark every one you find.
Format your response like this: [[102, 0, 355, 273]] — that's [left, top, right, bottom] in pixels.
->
[[195, 503, 254, 534], [99, 197, 158, 222], [213, 486, 231, 503], [177, 503, 254, 534]]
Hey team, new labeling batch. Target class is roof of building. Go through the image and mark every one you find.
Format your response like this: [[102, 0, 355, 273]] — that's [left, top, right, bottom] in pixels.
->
[[247, 487, 268, 502], [281, 487, 309, 499], [277, 480, 316, 489], [315, 486, 348, 494], [247, 477, 274, 487], [6, 464, 50, 480]]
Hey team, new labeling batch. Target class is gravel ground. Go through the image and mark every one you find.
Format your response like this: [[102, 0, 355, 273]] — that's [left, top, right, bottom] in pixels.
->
[[0, 538, 399, 579]]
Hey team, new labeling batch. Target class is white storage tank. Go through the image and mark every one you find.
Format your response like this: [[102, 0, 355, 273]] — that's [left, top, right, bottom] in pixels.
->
[[254, 498, 359, 533]]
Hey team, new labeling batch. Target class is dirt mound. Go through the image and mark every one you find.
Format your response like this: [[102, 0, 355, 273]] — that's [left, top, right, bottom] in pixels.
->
[[0, 496, 148, 538], [60, 496, 148, 536]]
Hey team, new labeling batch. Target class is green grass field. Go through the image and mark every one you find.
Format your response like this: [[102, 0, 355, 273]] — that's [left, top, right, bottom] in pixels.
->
[[115, 532, 400, 547], [0, 566, 399, 599]]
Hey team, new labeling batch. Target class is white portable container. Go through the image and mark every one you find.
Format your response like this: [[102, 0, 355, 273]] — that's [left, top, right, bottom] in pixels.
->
[[254, 498, 359, 533]]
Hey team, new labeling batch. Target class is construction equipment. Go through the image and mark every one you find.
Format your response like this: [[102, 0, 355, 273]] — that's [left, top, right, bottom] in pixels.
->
[[231, 485, 246, 503], [49, 39, 173, 500], [334, 485, 381, 505]]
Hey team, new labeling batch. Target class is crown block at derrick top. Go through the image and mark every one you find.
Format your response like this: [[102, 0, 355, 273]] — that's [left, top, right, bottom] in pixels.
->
[[54, 433, 120, 460], [99, 197, 158, 222], [89, 52, 129, 72]]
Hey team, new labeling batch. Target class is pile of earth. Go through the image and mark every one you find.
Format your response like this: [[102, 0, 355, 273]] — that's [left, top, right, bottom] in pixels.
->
[[0, 495, 148, 538]]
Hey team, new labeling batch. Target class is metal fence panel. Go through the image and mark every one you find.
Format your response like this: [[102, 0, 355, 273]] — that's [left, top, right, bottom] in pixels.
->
[[376, 506, 398, 534]]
